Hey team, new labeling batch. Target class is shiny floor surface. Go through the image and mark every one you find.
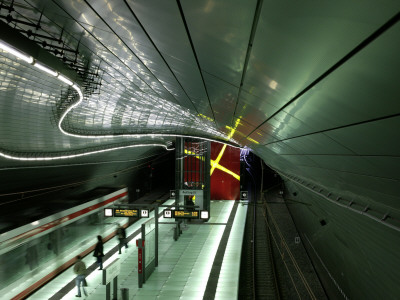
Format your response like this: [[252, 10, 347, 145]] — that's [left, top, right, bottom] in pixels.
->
[[27, 200, 247, 300]]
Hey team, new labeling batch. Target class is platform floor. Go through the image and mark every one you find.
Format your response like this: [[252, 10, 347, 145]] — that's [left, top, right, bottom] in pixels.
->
[[27, 200, 247, 300]]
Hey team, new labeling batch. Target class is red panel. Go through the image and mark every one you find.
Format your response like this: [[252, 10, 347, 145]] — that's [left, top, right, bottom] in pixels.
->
[[210, 143, 240, 200]]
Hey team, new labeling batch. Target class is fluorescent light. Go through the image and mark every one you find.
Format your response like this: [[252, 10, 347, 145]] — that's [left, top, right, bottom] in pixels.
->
[[0, 41, 33, 64], [57, 74, 73, 85], [34, 62, 58, 76]]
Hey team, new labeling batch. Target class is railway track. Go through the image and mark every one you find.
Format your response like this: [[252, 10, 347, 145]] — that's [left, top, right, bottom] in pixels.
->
[[239, 202, 281, 299]]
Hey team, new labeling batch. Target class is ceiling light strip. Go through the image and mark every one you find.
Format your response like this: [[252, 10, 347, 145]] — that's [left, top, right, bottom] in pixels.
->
[[0, 39, 242, 161], [0, 144, 173, 161], [0, 41, 33, 63]]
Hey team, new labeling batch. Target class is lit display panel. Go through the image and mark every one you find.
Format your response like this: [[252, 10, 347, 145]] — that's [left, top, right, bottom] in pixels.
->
[[173, 210, 199, 219], [113, 208, 139, 217]]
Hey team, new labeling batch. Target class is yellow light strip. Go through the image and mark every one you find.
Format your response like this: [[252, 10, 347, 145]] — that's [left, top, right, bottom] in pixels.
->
[[213, 163, 240, 181], [210, 144, 226, 175], [184, 149, 240, 181]]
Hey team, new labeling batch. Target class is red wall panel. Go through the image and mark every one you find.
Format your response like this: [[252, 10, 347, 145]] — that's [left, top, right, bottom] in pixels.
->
[[210, 143, 240, 200]]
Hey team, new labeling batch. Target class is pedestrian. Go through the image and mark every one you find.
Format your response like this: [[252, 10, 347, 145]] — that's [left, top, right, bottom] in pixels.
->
[[93, 235, 104, 270], [117, 225, 128, 254], [73, 255, 87, 298]]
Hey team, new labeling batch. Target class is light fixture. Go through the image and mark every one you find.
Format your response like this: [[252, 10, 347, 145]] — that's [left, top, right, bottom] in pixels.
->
[[200, 210, 209, 220], [57, 74, 73, 85], [0, 40, 34, 64], [33, 62, 58, 76], [104, 208, 113, 217]]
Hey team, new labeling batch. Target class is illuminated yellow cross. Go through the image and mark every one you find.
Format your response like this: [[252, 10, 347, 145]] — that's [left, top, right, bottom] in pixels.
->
[[184, 148, 240, 181], [184, 118, 241, 181]]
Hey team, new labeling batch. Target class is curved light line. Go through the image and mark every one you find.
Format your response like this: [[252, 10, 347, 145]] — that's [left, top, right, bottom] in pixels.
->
[[60, 84, 242, 148], [0, 41, 242, 161], [0, 144, 173, 161]]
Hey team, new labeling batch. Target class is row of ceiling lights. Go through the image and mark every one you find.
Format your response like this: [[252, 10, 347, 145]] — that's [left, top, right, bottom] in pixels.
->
[[0, 39, 242, 161]]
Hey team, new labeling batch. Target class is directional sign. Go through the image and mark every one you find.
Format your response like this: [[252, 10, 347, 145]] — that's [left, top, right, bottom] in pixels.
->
[[140, 209, 149, 218], [163, 209, 172, 218], [240, 191, 248, 200]]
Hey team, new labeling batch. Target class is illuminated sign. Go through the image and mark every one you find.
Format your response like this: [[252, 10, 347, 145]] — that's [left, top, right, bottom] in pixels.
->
[[141, 209, 149, 218], [114, 208, 139, 217], [173, 210, 199, 219], [200, 210, 209, 220], [104, 208, 113, 217], [163, 209, 172, 218]]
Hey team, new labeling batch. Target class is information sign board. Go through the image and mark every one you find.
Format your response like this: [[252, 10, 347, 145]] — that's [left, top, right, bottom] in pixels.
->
[[114, 208, 139, 217], [173, 210, 199, 219]]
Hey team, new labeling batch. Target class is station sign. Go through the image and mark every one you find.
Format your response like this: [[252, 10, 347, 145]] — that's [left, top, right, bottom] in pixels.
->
[[140, 209, 149, 218], [173, 210, 199, 219], [114, 208, 139, 217], [104, 208, 151, 218], [163, 209, 173, 218]]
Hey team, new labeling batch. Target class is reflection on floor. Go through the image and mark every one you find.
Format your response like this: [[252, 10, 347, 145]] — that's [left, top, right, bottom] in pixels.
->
[[27, 200, 247, 300]]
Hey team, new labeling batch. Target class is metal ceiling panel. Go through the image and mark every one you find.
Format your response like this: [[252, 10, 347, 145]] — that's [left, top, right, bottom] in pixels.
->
[[305, 155, 381, 179], [255, 112, 311, 142], [280, 133, 355, 155], [364, 157, 400, 181], [322, 168, 399, 209], [241, 0, 400, 116], [203, 72, 238, 129], [43, 0, 179, 106], [325, 117, 400, 156], [86, 0, 197, 111], [228, 118, 258, 143], [181, 0, 257, 87], [235, 89, 279, 127], [265, 142, 299, 156], [126, 0, 211, 115], [280, 22, 400, 134], [246, 129, 278, 146]]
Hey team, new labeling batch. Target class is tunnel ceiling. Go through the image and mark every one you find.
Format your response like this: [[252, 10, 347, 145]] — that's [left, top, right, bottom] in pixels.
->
[[0, 1, 399, 224]]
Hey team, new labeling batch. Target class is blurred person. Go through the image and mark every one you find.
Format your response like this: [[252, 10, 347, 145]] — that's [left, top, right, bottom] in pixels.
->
[[73, 255, 87, 298], [93, 235, 104, 270], [117, 225, 128, 254]]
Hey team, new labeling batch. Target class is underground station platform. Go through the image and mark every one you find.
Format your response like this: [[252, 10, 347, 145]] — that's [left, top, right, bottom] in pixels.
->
[[24, 200, 247, 300]]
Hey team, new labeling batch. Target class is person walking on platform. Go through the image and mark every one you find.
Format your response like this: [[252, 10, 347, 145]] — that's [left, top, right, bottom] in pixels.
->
[[73, 255, 87, 298], [117, 225, 128, 254], [93, 235, 104, 270]]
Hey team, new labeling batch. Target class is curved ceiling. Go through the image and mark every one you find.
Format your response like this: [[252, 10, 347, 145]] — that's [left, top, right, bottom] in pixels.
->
[[0, 1, 399, 298], [0, 0, 399, 235]]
